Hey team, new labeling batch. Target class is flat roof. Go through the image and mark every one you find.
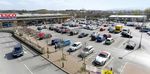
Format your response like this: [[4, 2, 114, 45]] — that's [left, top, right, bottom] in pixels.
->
[[109, 15, 147, 18], [16, 13, 69, 18]]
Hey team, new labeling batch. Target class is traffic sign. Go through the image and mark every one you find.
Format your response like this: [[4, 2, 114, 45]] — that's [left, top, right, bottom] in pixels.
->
[[101, 69, 113, 74]]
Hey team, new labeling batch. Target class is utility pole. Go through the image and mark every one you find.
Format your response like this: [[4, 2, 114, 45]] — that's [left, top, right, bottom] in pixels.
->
[[138, 17, 145, 48]]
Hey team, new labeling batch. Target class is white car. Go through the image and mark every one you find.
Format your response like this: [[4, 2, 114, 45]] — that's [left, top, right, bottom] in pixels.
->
[[68, 42, 82, 52], [93, 51, 111, 66], [80, 46, 94, 57], [147, 31, 150, 36]]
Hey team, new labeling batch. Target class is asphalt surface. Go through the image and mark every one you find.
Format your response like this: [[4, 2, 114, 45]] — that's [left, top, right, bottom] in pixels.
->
[[0, 32, 66, 74], [29, 24, 150, 73]]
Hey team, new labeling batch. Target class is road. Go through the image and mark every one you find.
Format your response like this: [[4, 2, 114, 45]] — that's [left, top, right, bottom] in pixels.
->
[[0, 32, 66, 74]]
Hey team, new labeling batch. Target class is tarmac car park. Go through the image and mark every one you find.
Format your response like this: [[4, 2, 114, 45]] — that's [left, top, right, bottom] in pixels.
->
[[27, 20, 150, 72]]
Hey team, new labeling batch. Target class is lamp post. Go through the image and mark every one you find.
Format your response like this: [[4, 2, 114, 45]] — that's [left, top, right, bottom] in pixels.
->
[[138, 17, 145, 48]]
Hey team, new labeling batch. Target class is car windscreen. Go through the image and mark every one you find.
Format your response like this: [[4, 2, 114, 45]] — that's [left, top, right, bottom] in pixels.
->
[[98, 53, 108, 58], [72, 44, 78, 47], [106, 39, 111, 41], [83, 48, 90, 52], [14, 47, 22, 52]]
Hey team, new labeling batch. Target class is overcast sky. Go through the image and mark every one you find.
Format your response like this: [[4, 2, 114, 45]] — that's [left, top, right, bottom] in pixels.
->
[[0, 0, 150, 10]]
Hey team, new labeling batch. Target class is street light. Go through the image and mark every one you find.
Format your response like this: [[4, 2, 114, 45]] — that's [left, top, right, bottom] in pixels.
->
[[138, 17, 146, 48]]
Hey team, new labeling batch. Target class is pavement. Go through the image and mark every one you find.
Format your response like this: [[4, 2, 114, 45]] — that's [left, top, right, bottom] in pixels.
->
[[121, 62, 150, 74], [0, 32, 66, 74]]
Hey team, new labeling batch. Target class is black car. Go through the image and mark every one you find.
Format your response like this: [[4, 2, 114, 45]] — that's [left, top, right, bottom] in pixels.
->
[[78, 33, 89, 38], [126, 41, 136, 50], [12, 43, 24, 57], [37, 27, 42, 30], [121, 32, 133, 38]]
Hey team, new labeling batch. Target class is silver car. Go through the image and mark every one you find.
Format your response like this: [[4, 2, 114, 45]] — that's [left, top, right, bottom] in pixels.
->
[[68, 42, 82, 52], [80, 46, 94, 57]]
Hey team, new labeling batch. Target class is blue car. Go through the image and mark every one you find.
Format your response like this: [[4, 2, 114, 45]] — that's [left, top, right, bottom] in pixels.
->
[[12, 43, 24, 57], [51, 38, 61, 45], [55, 39, 71, 48], [96, 35, 105, 42]]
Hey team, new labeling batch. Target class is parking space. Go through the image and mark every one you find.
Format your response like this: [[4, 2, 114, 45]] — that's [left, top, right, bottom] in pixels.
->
[[27, 22, 150, 73]]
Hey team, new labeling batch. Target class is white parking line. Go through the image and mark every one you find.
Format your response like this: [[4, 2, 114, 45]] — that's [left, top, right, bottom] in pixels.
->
[[101, 57, 114, 69], [24, 64, 33, 74], [24, 51, 27, 54], [86, 52, 98, 60], [120, 62, 128, 74]]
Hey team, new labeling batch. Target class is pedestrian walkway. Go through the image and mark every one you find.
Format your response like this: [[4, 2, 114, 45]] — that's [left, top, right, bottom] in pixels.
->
[[121, 62, 150, 74]]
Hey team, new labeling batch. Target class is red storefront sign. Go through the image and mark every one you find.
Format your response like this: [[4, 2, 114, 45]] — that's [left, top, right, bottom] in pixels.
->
[[0, 13, 16, 19]]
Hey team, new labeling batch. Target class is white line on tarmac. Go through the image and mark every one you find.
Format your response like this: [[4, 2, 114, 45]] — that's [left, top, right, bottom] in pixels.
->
[[101, 57, 114, 69], [120, 62, 128, 74], [24, 64, 33, 74]]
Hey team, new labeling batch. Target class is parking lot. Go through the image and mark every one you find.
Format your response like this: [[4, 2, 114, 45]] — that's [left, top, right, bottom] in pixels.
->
[[28, 23, 150, 73]]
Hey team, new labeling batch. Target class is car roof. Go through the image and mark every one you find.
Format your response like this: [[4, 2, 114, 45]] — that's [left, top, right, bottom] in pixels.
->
[[86, 45, 93, 49], [64, 39, 70, 41], [128, 41, 135, 45], [107, 38, 112, 40], [74, 42, 81, 44], [100, 51, 110, 55]]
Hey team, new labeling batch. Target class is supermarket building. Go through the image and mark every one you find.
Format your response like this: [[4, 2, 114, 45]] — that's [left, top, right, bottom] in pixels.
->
[[0, 13, 71, 28]]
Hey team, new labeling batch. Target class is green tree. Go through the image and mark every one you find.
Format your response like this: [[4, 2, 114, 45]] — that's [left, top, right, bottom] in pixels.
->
[[144, 8, 150, 19]]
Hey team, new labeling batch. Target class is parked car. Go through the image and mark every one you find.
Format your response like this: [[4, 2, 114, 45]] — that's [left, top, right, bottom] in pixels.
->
[[69, 30, 79, 36], [135, 25, 141, 29], [108, 27, 115, 33], [126, 41, 136, 50], [55, 27, 62, 33], [122, 28, 130, 33], [147, 31, 150, 35], [103, 34, 111, 39], [105, 38, 114, 45], [90, 32, 97, 41], [78, 33, 89, 38], [49, 25, 56, 30], [80, 46, 94, 57], [140, 28, 150, 32], [68, 42, 82, 52], [37, 32, 52, 40], [103, 24, 108, 27], [100, 28, 105, 31], [12, 43, 24, 57], [37, 27, 42, 30], [61, 27, 70, 34], [121, 32, 133, 38], [55, 39, 71, 48], [93, 51, 111, 66], [42, 26, 47, 29], [96, 35, 106, 42], [51, 38, 61, 45]]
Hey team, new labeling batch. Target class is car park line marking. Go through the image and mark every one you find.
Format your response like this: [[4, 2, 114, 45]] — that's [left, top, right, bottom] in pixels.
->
[[24, 50, 27, 54], [120, 62, 128, 74], [71, 49, 82, 56], [24, 64, 33, 74], [101, 57, 114, 69], [86, 52, 98, 61]]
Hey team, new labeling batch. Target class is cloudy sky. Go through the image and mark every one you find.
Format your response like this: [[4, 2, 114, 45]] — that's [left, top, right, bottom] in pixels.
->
[[0, 0, 150, 10]]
